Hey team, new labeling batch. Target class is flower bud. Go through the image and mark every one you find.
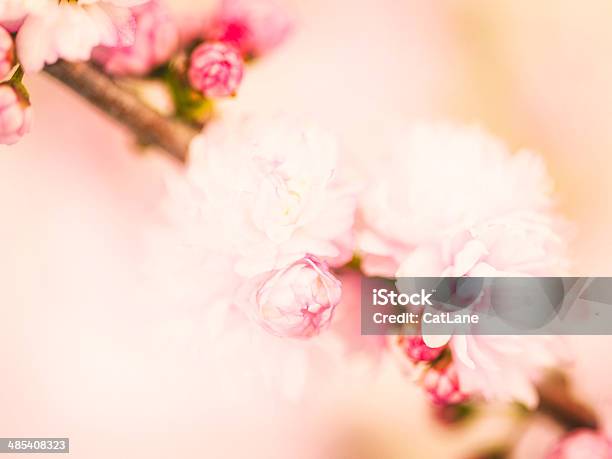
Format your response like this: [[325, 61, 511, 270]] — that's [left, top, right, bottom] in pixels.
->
[[0, 26, 14, 80], [207, 0, 293, 58], [396, 335, 445, 363], [422, 362, 469, 406], [93, 1, 179, 76], [547, 430, 612, 459], [237, 256, 341, 339], [188, 42, 244, 98], [0, 83, 31, 145]]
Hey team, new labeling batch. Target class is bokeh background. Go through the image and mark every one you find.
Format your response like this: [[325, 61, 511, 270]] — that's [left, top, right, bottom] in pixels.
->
[[1, 0, 612, 457]]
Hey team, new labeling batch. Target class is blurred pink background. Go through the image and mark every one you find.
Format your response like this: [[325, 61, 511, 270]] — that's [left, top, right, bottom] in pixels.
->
[[2, 0, 612, 457]]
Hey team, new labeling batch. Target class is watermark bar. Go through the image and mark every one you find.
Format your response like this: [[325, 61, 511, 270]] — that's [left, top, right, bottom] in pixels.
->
[[361, 277, 612, 335], [0, 438, 69, 454]]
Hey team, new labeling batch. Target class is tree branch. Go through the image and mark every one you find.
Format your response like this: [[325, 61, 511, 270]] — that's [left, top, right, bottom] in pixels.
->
[[537, 375, 598, 431], [44, 61, 198, 162]]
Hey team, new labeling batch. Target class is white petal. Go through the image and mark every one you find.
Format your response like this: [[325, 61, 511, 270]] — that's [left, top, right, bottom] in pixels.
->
[[422, 333, 451, 348]]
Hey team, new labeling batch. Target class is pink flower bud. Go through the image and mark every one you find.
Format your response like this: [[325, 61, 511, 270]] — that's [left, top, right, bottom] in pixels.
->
[[396, 335, 445, 363], [0, 26, 14, 80], [93, 1, 179, 77], [207, 0, 293, 58], [547, 430, 612, 459], [422, 363, 469, 406], [237, 256, 342, 339], [188, 42, 244, 98], [0, 83, 31, 145]]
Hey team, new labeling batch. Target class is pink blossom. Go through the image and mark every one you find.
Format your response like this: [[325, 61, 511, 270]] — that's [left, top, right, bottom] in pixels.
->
[[0, 83, 31, 145], [207, 0, 293, 58], [160, 116, 356, 337], [7, 0, 147, 73], [359, 123, 568, 406], [358, 123, 565, 278], [394, 335, 445, 363], [0, 26, 14, 80], [448, 335, 561, 408], [186, 115, 357, 277], [92, 0, 178, 76], [422, 362, 469, 406], [547, 430, 612, 459], [188, 42, 244, 98], [236, 256, 341, 338]]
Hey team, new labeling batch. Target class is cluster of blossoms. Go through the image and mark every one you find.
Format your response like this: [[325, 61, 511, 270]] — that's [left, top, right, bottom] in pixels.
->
[[0, 0, 293, 144], [1, 0, 586, 448], [358, 124, 567, 407], [389, 335, 468, 406], [163, 115, 356, 339], [159, 118, 572, 419], [92, 0, 292, 101]]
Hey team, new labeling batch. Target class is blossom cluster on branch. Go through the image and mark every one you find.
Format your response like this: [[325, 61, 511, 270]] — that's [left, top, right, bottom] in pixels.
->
[[360, 124, 568, 408], [0, 0, 293, 144], [1, 2, 608, 457], [159, 116, 571, 413]]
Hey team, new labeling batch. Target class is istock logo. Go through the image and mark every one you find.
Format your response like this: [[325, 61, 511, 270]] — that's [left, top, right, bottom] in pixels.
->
[[363, 277, 612, 335], [372, 288, 433, 306]]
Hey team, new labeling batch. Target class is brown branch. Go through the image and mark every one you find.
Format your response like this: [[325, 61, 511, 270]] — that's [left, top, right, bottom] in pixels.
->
[[44, 61, 198, 162], [537, 374, 598, 431]]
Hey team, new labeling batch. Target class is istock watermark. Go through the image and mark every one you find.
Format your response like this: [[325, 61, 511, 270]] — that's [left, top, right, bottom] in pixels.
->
[[361, 277, 612, 335], [371, 288, 434, 306]]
